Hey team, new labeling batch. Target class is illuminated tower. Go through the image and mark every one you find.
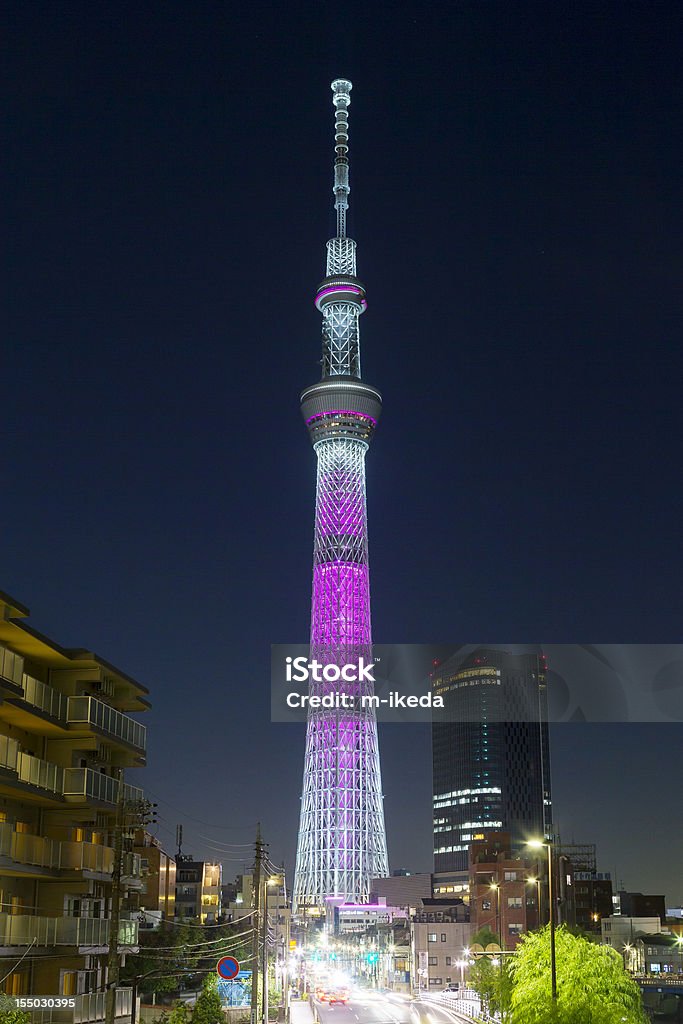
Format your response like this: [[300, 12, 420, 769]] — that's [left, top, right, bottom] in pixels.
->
[[293, 79, 389, 914]]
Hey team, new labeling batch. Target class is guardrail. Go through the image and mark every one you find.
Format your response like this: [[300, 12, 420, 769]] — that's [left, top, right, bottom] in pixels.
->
[[421, 990, 489, 1021]]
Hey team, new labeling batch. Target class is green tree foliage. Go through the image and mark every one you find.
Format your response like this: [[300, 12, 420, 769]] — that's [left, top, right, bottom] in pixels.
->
[[0, 994, 31, 1024], [510, 925, 647, 1024], [468, 955, 498, 1014], [467, 954, 513, 1022], [191, 974, 224, 1024], [470, 926, 501, 948], [167, 1001, 190, 1024], [120, 923, 199, 995]]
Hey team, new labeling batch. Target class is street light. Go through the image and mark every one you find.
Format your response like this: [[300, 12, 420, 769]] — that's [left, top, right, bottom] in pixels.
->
[[526, 876, 541, 927], [623, 943, 633, 972], [490, 882, 500, 946], [455, 959, 468, 988], [262, 876, 282, 1024], [527, 839, 556, 1003], [675, 936, 683, 975]]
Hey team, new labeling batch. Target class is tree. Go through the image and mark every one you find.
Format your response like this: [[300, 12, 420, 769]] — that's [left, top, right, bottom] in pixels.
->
[[0, 994, 31, 1024], [120, 923, 199, 996], [191, 973, 224, 1024], [167, 1002, 190, 1024], [510, 925, 647, 1024], [468, 952, 513, 1023], [468, 955, 498, 1014]]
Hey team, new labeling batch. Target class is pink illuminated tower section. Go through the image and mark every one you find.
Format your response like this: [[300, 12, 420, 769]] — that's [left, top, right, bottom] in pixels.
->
[[292, 79, 389, 914]]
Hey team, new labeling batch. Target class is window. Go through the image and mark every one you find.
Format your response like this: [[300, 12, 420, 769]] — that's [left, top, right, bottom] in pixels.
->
[[507, 897, 522, 909], [504, 871, 518, 882], [508, 923, 523, 936], [441, 933, 447, 942], [429, 979, 442, 986], [446, 957, 452, 966], [428, 957, 438, 966], [482, 900, 491, 911], [428, 933, 437, 942]]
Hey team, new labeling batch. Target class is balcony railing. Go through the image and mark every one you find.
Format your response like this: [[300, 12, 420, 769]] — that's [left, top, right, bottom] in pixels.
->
[[63, 768, 143, 806], [60, 839, 115, 874], [30, 988, 133, 1024], [0, 823, 141, 879], [0, 734, 19, 772], [17, 752, 64, 795], [67, 696, 146, 752], [0, 644, 24, 687], [21, 673, 67, 721], [0, 913, 138, 947], [0, 822, 61, 869]]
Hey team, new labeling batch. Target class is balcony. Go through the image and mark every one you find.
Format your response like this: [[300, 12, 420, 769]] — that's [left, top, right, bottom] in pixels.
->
[[21, 673, 67, 721], [63, 768, 143, 807], [0, 824, 116, 874], [67, 697, 146, 753], [0, 734, 19, 772], [0, 822, 61, 870], [0, 912, 138, 948], [60, 839, 115, 874], [30, 988, 133, 1024], [17, 752, 64, 795], [0, 644, 24, 691]]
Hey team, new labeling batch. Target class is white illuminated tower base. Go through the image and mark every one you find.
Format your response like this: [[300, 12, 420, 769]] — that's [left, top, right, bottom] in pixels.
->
[[293, 80, 389, 916]]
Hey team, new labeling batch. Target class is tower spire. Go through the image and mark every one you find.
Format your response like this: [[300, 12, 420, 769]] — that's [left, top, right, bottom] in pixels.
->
[[331, 78, 352, 238], [312, 79, 367, 380]]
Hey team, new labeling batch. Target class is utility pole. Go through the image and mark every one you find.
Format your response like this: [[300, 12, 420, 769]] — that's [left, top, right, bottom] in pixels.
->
[[262, 876, 269, 1024], [251, 824, 264, 1024], [105, 780, 124, 1024], [106, 784, 157, 1024]]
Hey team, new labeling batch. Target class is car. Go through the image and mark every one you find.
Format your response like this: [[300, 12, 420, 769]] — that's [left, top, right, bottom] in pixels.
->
[[328, 989, 349, 1005], [442, 984, 460, 994]]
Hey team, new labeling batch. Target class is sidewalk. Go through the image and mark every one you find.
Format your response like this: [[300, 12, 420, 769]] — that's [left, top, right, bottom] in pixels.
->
[[290, 999, 316, 1024]]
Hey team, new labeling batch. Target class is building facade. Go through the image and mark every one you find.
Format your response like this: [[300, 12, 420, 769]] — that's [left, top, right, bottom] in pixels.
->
[[0, 587, 148, 1018], [468, 832, 540, 946], [134, 831, 176, 927], [175, 858, 222, 923], [411, 904, 471, 992], [432, 647, 552, 872]]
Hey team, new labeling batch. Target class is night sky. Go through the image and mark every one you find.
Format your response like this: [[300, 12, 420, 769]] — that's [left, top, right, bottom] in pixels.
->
[[4, 3, 683, 902]]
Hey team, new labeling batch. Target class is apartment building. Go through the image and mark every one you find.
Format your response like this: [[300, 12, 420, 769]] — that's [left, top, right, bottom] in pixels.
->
[[134, 831, 176, 927], [0, 588, 149, 1020], [175, 858, 222, 923]]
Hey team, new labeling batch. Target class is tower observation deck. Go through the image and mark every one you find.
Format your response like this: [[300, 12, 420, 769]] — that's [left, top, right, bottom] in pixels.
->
[[292, 80, 389, 915]]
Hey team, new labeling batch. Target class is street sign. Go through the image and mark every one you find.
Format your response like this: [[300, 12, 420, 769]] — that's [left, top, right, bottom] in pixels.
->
[[217, 956, 240, 980]]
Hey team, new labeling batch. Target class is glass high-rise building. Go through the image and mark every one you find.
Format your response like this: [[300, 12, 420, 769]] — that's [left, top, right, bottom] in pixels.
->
[[432, 646, 552, 873]]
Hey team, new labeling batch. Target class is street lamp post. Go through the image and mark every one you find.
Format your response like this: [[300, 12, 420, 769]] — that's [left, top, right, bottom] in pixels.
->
[[490, 882, 500, 946], [526, 876, 541, 929], [676, 936, 683, 975], [527, 840, 556, 1003], [623, 943, 633, 972]]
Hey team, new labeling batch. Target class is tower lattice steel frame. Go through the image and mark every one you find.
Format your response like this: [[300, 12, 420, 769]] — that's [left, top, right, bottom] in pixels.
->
[[293, 80, 389, 914]]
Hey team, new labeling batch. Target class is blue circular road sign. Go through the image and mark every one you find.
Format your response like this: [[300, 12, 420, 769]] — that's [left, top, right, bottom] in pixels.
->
[[217, 956, 240, 980]]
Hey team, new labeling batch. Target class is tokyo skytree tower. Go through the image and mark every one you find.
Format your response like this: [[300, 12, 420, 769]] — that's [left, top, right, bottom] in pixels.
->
[[292, 79, 389, 914]]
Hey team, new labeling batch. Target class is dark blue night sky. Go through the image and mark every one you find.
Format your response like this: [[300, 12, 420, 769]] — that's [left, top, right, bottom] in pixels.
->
[[3, 2, 683, 900]]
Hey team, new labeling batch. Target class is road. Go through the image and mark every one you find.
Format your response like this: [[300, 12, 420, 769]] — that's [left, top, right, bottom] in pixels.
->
[[291, 991, 476, 1024]]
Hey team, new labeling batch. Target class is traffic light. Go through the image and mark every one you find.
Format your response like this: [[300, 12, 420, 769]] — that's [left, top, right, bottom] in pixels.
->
[[366, 952, 379, 964]]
